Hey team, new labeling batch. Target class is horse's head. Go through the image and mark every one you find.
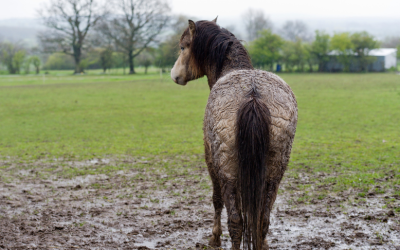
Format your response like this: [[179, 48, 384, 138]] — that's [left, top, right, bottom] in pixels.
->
[[171, 18, 217, 85]]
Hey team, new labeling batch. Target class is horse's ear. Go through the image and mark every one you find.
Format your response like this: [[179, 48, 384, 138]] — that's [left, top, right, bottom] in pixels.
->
[[211, 16, 218, 23], [188, 20, 196, 38]]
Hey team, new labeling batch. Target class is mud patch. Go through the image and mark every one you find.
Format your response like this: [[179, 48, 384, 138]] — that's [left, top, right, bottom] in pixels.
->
[[0, 157, 399, 249]]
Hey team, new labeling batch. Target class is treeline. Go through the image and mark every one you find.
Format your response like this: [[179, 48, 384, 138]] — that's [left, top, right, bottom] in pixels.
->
[[241, 10, 399, 72], [0, 0, 399, 75], [247, 29, 399, 72]]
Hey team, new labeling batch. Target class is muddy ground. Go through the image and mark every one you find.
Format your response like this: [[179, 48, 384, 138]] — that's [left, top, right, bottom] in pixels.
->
[[0, 157, 399, 249]]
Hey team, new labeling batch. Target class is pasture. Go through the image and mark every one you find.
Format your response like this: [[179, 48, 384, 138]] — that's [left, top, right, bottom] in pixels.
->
[[0, 72, 399, 249]]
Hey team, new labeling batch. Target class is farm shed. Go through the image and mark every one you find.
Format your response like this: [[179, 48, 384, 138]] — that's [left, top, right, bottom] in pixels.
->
[[323, 48, 397, 72]]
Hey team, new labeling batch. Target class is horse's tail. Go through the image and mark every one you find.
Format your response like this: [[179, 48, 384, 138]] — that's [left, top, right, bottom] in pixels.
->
[[236, 87, 271, 250]]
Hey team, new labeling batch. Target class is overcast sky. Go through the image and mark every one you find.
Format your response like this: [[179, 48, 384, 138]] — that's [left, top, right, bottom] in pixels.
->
[[1, 0, 400, 20]]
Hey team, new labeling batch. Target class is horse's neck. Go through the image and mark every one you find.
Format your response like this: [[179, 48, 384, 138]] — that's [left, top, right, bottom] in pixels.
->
[[206, 68, 234, 90], [206, 45, 253, 90]]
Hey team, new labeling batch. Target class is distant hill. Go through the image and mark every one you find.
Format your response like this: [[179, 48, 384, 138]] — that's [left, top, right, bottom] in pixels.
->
[[216, 16, 400, 41], [0, 18, 44, 46], [1, 17, 400, 47]]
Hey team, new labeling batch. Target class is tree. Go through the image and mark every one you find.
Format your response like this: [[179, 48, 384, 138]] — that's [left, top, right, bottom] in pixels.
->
[[292, 39, 307, 72], [398, 44, 400, 59], [156, 35, 178, 72], [280, 39, 308, 72], [242, 9, 273, 42], [97, 0, 170, 74], [30, 56, 42, 74], [24, 57, 32, 74], [382, 36, 400, 48], [156, 15, 192, 72], [280, 41, 296, 72], [113, 52, 128, 74], [330, 32, 353, 72], [247, 29, 283, 71], [280, 20, 311, 42], [43, 52, 75, 70], [351, 31, 379, 72], [311, 30, 330, 72], [303, 43, 316, 72], [0, 42, 26, 74], [137, 48, 154, 74], [382, 36, 400, 59], [99, 47, 113, 73], [38, 0, 106, 74]]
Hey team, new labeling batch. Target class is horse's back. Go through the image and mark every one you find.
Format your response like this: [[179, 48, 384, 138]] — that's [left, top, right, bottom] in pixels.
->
[[203, 69, 298, 177]]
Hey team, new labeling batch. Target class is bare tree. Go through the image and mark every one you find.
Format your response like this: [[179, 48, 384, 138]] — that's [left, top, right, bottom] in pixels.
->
[[96, 0, 170, 74], [242, 9, 273, 42], [38, 0, 106, 73], [382, 36, 400, 48], [280, 20, 311, 42]]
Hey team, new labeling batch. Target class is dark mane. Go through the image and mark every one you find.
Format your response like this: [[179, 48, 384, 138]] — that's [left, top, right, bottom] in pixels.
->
[[185, 21, 253, 80]]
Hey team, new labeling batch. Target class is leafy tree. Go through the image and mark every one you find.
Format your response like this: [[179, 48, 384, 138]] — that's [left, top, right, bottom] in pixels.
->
[[280, 39, 309, 72], [330, 32, 353, 72], [99, 47, 113, 73], [280, 41, 296, 72], [303, 43, 317, 72], [247, 29, 283, 71], [43, 53, 75, 70], [0, 42, 26, 74], [112, 52, 128, 74], [30, 56, 42, 74], [310, 30, 330, 72], [398, 44, 400, 59], [96, 0, 170, 74], [137, 48, 155, 74], [24, 57, 32, 74], [351, 31, 379, 72], [38, 0, 106, 74], [293, 39, 307, 72]]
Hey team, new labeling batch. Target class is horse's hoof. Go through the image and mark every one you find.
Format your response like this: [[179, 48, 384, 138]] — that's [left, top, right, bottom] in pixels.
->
[[262, 239, 269, 250], [209, 235, 221, 247]]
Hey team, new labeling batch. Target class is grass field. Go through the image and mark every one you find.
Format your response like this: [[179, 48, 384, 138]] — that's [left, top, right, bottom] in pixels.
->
[[1, 72, 399, 191], [1, 71, 400, 248]]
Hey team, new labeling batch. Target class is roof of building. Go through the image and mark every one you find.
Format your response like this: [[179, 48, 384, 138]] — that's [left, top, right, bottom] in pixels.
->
[[328, 48, 397, 56], [368, 48, 397, 56]]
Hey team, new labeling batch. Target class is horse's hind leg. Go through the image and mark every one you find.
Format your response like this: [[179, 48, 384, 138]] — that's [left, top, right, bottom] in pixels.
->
[[262, 179, 282, 250], [223, 180, 242, 250], [208, 171, 223, 247], [206, 145, 223, 247]]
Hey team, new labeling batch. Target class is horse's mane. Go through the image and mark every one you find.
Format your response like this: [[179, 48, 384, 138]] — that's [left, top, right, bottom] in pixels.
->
[[184, 21, 253, 79]]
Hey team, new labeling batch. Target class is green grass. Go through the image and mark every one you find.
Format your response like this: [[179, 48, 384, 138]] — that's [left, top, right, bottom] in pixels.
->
[[0, 71, 400, 196]]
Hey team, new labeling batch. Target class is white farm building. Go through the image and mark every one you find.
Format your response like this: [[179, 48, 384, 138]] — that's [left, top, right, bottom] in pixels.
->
[[324, 48, 397, 72], [368, 48, 398, 70]]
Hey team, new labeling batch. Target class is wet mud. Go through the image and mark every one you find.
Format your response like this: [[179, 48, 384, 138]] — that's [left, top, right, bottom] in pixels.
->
[[0, 158, 399, 249]]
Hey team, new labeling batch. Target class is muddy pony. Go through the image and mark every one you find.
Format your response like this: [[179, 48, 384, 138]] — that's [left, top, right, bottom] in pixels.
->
[[170, 18, 298, 250]]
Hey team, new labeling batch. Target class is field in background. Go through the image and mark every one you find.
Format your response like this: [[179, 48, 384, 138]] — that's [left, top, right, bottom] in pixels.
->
[[0, 72, 399, 248], [1, 72, 399, 190]]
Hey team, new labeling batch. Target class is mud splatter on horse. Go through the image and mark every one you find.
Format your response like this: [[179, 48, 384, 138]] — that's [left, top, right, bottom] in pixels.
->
[[171, 18, 298, 250]]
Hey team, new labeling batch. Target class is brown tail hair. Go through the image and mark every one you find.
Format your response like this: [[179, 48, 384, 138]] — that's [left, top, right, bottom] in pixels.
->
[[236, 87, 271, 250]]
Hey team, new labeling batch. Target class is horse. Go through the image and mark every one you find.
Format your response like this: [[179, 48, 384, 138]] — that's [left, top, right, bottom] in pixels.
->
[[170, 18, 298, 250]]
